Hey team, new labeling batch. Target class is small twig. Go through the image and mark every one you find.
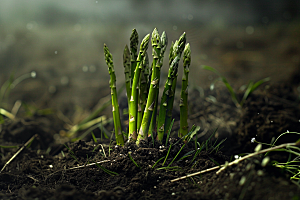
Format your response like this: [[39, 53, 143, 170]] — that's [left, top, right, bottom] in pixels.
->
[[46, 160, 111, 178], [171, 142, 297, 182], [0, 134, 37, 173], [67, 160, 111, 170]]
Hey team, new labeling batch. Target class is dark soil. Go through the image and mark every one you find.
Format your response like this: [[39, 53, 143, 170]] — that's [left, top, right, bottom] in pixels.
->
[[0, 81, 300, 200]]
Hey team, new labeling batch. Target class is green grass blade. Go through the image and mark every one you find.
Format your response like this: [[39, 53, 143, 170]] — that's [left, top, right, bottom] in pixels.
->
[[79, 85, 124, 126], [128, 152, 140, 169], [162, 144, 172, 166], [91, 131, 97, 143], [152, 156, 165, 168], [176, 150, 194, 162], [168, 144, 185, 167], [155, 166, 181, 171], [95, 162, 119, 176], [201, 65, 239, 107], [240, 77, 270, 106], [64, 144, 79, 163], [0, 73, 14, 106]]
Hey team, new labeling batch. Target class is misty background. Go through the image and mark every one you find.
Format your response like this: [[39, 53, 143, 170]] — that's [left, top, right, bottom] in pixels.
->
[[0, 0, 299, 115]]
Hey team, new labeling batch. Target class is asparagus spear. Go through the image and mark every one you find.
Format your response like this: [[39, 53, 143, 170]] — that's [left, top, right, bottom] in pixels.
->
[[128, 34, 150, 141], [160, 31, 168, 57], [179, 43, 191, 137], [142, 52, 150, 94], [123, 45, 131, 106], [156, 55, 180, 141], [103, 44, 124, 146], [164, 33, 186, 136], [161, 41, 175, 135], [130, 29, 139, 82], [137, 52, 149, 131], [157, 32, 186, 142], [148, 31, 168, 136], [137, 28, 162, 143]]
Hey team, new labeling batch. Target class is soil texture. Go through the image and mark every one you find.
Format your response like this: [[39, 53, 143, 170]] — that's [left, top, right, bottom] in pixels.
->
[[0, 81, 300, 200]]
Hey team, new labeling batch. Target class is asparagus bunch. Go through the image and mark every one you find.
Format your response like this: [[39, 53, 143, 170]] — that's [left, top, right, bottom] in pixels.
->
[[104, 28, 191, 146]]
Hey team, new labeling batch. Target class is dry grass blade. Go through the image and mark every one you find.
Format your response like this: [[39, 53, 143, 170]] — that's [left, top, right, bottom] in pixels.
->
[[0, 134, 37, 173]]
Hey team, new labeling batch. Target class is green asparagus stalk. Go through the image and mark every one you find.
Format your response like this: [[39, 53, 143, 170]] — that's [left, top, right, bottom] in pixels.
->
[[103, 44, 124, 146], [156, 33, 186, 142], [148, 31, 168, 136], [143, 52, 150, 94], [179, 43, 191, 137], [128, 34, 150, 141], [123, 45, 131, 106], [130, 29, 139, 82], [160, 31, 168, 57], [164, 33, 186, 136], [137, 52, 149, 131], [164, 67, 178, 134], [156, 55, 180, 141], [137, 28, 162, 143]]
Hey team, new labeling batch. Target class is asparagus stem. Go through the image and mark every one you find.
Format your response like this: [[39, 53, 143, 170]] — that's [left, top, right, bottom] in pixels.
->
[[128, 34, 150, 141], [130, 29, 139, 83], [164, 67, 178, 135], [123, 45, 131, 107], [148, 31, 168, 136], [165, 33, 186, 135], [179, 43, 191, 137], [156, 56, 180, 141], [143, 52, 150, 94], [157, 32, 186, 141], [103, 44, 124, 146], [137, 53, 149, 131], [137, 28, 162, 143], [161, 41, 175, 135]]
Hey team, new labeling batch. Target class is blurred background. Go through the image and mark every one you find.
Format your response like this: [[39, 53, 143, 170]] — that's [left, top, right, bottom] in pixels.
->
[[0, 0, 299, 117]]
